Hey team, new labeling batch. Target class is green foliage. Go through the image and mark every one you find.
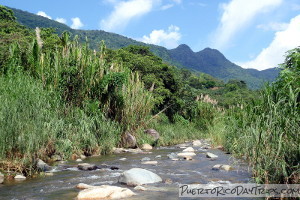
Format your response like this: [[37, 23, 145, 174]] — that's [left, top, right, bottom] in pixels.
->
[[212, 48, 300, 184], [0, 5, 16, 21]]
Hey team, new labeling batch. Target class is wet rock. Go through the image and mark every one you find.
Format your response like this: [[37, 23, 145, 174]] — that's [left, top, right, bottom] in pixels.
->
[[144, 129, 160, 141], [45, 172, 54, 176], [51, 155, 62, 161], [0, 172, 4, 184], [206, 152, 218, 159], [192, 140, 202, 147], [77, 185, 135, 200], [141, 143, 153, 150], [198, 148, 208, 152], [155, 155, 161, 158], [97, 164, 119, 170], [126, 148, 143, 154], [212, 164, 233, 171], [36, 159, 52, 172], [77, 183, 94, 189], [164, 178, 173, 184], [221, 165, 233, 171], [78, 163, 97, 171], [119, 158, 127, 161], [183, 156, 193, 160], [80, 154, 87, 159], [177, 152, 196, 158], [76, 159, 83, 162], [122, 132, 137, 148], [141, 161, 158, 165], [118, 168, 162, 186], [182, 147, 195, 152], [167, 152, 178, 160], [172, 158, 179, 161], [113, 147, 125, 154], [212, 164, 222, 170], [141, 157, 151, 162], [14, 174, 26, 180], [176, 143, 189, 148], [134, 185, 147, 191]]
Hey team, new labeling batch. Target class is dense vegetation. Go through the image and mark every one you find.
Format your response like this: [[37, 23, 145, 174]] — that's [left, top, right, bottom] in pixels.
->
[[9, 6, 278, 89], [0, 5, 298, 186]]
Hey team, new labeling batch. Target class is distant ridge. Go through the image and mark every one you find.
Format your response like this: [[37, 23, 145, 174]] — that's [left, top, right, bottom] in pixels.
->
[[9, 6, 279, 89]]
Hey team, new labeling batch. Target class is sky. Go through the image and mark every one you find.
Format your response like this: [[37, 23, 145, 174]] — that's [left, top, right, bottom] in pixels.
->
[[1, 0, 300, 70]]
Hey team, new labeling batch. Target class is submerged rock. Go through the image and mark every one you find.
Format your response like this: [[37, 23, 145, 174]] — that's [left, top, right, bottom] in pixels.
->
[[167, 152, 178, 160], [141, 157, 151, 162], [144, 129, 160, 141], [141, 161, 158, 165], [77, 184, 135, 200], [118, 168, 162, 186], [141, 143, 153, 150], [212, 164, 233, 171]]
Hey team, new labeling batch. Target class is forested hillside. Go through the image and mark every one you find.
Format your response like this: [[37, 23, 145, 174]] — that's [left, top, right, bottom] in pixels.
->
[[9, 6, 278, 89]]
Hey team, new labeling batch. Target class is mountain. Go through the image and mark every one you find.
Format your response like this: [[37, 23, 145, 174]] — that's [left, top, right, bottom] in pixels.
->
[[9, 6, 279, 89], [168, 44, 279, 88]]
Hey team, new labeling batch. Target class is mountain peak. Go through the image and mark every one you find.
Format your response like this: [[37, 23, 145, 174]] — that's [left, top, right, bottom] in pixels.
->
[[173, 44, 193, 52]]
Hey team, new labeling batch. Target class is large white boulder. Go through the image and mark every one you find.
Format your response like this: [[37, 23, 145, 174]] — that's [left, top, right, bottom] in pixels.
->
[[118, 168, 162, 186], [182, 147, 195, 152], [77, 184, 135, 200], [177, 152, 196, 157]]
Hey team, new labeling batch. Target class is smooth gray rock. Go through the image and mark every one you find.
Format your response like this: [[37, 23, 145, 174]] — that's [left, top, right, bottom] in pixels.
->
[[37, 159, 52, 171], [206, 152, 218, 159], [118, 168, 162, 186], [167, 152, 178, 160], [78, 163, 97, 171]]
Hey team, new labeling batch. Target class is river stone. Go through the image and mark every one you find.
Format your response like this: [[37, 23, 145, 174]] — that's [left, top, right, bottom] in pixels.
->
[[37, 159, 51, 172], [118, 168, 162, 186], [183, 156, 193, 160], [221, 165, 233, 171], [206, 152, 218, 159], [192, 140, 202, 147], [182, 147, 195, 152], [167, 152, 178, 160], [0, 172, 4, 184], [144, 129, 160, 140], [14, 174, 26, 180], [76, 159, 83, 162], [80, 154, 87, 159], [119, 158, 127, 161], [155, 155, 161, 158], [141, 143, 153, 150], [141, 161, 158, 165], [141, 157, 151, 162], [177, 152, 196, 158], [78, 163, 97, 171], [134, 185, 147, 191], [212, 164, 222, 170], [77, 185, 135, 200], [122, 132, 137, 148]]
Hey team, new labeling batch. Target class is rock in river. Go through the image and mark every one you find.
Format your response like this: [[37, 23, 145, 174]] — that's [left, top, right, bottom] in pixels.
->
[[77, 184, 135, 200], [118, 168, 162, 186], [182, 147, 195, 152], [36, 159, 52, 172], [177, 152, 196, 158], [206, 152, 218, 159], [78, 163, 97, 171]]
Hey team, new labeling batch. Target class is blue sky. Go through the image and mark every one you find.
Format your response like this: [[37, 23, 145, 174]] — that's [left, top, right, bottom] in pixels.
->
[[1, 0, 300, 70]]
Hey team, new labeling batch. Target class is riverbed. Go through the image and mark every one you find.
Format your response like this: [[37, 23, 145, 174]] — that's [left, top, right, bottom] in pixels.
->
[[0, 142, 254, 200]]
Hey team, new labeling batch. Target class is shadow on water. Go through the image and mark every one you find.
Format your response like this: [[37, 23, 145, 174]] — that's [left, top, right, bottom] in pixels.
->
[[0, 144, 261, 200]]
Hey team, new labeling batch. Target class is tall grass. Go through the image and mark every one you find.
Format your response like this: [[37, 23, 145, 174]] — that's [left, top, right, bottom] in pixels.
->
[[210, 48, 300, 184]]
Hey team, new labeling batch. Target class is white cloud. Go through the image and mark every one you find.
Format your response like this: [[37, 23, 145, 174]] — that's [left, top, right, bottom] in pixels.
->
[[240, 15, 300, 70], [161, 4, 174, 10], [71, 17, 84, 29], [256, 22, 289, 31], [213, 0, 282, 49], [55, 18, 67, 24], [141, 25, 181, 49], [37, 11, 52, 19], [171, 0, 181, 4], [100, 0, 159, 32]]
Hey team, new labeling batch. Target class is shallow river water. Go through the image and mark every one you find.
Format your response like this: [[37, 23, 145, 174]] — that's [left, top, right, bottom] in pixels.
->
[[0, 143, 257, 200]]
